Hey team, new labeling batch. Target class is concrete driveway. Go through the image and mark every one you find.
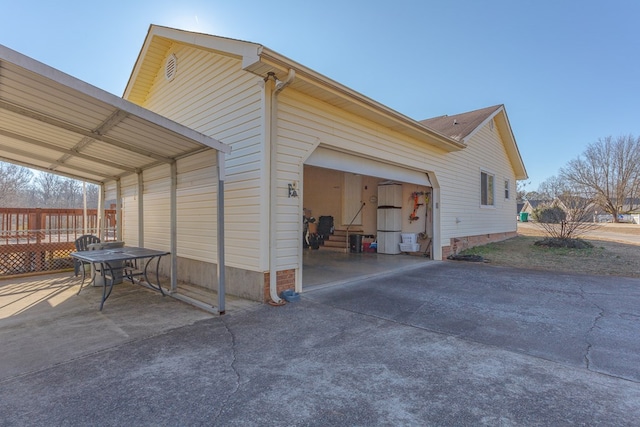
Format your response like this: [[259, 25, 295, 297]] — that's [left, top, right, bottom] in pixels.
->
[[1, 262, 640, 426]]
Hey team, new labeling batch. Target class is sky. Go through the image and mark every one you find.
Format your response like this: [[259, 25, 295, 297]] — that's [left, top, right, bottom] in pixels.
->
[[1, 0, 638, 191]]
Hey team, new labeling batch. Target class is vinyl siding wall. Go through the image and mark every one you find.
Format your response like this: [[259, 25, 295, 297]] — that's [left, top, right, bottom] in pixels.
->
[[121, 174, 139, 246], [437, 123, 517, 244], [118, 153, 221, 259], [132, 44, 265, 271]]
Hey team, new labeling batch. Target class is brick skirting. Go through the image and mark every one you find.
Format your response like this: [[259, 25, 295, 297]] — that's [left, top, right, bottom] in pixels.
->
[[442, 231, 517, 259], [263, 269, 296, 302]]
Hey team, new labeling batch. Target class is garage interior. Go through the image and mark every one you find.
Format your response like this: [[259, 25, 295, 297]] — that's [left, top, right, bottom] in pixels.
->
[[301, 165, 433, 289]]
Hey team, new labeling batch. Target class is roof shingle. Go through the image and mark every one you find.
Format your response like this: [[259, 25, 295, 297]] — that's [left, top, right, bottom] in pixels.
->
[[420, 105, 503, 142]]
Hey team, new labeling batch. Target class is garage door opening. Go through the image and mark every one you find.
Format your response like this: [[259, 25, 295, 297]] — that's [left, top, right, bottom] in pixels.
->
[[302, 164, 433, 289]]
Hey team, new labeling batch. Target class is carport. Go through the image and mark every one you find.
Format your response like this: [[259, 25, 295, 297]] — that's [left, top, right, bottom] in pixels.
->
[[0, 44, 232, 313]]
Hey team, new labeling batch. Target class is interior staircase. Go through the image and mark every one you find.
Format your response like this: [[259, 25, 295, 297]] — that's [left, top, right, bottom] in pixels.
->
[[320, 228, 363, 253]]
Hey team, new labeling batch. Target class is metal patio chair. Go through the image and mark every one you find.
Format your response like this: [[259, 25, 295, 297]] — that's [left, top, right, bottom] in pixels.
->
[[73, 234, 100, 279]]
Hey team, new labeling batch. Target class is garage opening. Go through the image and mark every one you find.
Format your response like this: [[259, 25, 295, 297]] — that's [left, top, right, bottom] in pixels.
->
[[302, 164, 433, 289]]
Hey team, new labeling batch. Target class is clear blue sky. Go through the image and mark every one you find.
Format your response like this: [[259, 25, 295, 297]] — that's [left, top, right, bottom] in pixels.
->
[[1, 0, 639, 191]]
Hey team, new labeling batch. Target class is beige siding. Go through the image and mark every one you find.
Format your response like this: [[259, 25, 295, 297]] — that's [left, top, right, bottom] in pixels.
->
[[134, 44, 265, 271], [176, 151, 219, 262], [142, 164, 171, 251], [438, 122, 517, 243], [121, 174, 139, 246]]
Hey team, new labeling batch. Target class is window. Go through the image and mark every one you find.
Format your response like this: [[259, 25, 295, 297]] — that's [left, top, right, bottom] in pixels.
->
[[504, 179, 510, 199], [481, 171, 495, 206]]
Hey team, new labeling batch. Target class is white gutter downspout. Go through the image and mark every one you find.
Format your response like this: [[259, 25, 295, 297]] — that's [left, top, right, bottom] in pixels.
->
[[268, 69, 295, 304]]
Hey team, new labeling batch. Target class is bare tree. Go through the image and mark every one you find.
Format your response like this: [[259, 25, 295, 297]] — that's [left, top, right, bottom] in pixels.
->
[[516, 180, 530, 202], [560, 135, 640, 222], [0, 162, 33, 207], [533, 182, 600, 241], [33, 173, 66, 207], [537, 175, 567, 200]]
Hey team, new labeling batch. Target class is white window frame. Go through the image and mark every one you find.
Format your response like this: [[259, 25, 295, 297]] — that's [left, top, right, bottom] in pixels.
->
[[504, 178, 510, 200], [480, 170, 495, 207]]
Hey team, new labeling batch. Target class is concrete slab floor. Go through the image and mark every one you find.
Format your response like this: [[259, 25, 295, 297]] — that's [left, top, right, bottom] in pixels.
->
[[302, 249, 431, 290], [0, 272, 258, 381]]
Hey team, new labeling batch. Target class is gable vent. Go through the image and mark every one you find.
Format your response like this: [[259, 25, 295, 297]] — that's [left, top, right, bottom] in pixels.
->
[[165, 54, 177, 82]]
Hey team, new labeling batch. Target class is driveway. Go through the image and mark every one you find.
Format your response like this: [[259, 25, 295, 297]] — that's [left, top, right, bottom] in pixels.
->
[[1, 263, 640, 426]]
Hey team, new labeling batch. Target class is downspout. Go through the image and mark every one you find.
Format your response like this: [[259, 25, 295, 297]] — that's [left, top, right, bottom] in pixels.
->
[[267, 69, 295, 304]]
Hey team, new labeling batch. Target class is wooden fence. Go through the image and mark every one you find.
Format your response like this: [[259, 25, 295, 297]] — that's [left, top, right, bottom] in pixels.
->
[[0, 208, 117, 276]]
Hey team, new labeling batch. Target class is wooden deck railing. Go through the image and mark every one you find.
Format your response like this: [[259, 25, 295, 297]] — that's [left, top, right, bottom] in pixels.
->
[[0, 208, 117, 276]]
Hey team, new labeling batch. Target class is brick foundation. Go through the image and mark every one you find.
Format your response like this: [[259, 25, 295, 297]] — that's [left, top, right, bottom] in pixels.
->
[[263, 269, 296, 302], [442, 231, 517, 259]]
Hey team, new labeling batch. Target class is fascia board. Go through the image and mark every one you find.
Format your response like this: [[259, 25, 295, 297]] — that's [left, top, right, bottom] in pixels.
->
[[495, 108, 528, 180], [150, 25, 262, 68]]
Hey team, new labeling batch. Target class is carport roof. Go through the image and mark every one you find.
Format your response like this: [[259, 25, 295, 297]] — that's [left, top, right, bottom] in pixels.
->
[[0, 44, 231, 185]]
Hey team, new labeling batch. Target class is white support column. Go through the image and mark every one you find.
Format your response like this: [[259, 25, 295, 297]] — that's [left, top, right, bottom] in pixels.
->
[[116, 179, 122, 242], [217, 150, 226, 315], [97, 183, 105, 240], [137, 172, 144, 247], [170, 161, 177, 293], [82, 181, 88, 235]]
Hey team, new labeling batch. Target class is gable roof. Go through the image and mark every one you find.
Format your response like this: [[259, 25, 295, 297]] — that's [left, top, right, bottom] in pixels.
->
[[421, 105, 528, 180], [125, 25, 465, 153]]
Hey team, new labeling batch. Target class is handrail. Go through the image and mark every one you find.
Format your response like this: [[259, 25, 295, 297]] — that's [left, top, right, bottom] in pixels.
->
[[345, 202, 366, 251]]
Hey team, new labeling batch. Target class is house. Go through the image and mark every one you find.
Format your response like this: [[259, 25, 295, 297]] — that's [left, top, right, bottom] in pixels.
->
[[520, 199, 553, 218], [119, 25, 527, 304]]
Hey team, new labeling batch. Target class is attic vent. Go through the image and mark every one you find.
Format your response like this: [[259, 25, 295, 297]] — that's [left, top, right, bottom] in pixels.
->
[[165, 54, 177, 82]]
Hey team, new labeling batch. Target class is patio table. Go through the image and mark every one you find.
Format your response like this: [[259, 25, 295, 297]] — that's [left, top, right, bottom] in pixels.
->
[[71, 247, 170, 310]]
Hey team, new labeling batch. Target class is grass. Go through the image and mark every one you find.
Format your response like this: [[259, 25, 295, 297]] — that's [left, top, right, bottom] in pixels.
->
[[459, 234, 640, 278]]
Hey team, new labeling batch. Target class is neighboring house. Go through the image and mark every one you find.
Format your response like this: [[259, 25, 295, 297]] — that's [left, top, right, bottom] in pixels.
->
[[120, 25, 527, 302], [520, 199, 553, 218]]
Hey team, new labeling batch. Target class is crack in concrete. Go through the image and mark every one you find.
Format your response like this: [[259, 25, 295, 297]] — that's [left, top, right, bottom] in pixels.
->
[[212, 317, 240, 424], [581, 286, 605, 371]]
